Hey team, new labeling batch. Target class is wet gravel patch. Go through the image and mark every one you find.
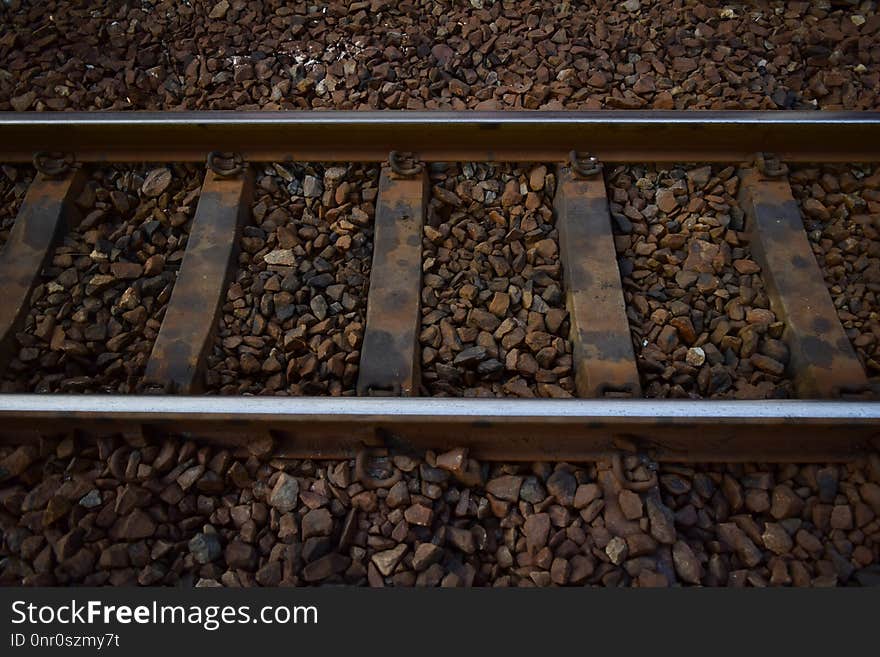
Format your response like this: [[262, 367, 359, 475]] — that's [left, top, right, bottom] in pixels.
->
[[611, 164, 795, 399], [204, 164, 376, 395], [0, 164, 199, 393], [420, 163, 574, 398], [790, 164, 880, 381]]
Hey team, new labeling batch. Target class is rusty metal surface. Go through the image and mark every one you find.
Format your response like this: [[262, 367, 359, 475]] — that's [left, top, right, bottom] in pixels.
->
[[0, 113, 877, 464], [0, 396, 876, 462], [555, 165, 641, 397], [0, 170, 85, 367], [143, 168, 254, 392], [0, 111, 878, 163], [357, 166, 427, 396], [738, 168, 869, 397]]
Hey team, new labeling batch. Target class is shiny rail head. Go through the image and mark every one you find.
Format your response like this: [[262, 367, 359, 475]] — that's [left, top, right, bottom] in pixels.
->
[[0, 110, 877, 163], [0, 110, 877, 126], [0, 395, 877, 420], [0, 396, 876, 462]]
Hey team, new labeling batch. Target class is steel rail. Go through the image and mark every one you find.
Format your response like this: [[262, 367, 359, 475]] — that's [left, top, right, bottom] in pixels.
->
[[1, 110, 879, 463], [1, 110, 879, 163], [0, 396, 877, 462], [0, 395, 875, 418]]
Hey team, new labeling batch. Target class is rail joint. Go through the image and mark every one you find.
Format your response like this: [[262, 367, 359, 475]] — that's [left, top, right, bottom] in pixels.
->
[[32, 151, 76, 178], [206, 151, 245, 177], [387, 151, 424, 178], [568, 151, 603, 178], [752, 151, 789, 178]]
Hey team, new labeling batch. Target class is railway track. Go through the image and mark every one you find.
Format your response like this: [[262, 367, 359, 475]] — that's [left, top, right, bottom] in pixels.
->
[[0, 110, 879, 463]]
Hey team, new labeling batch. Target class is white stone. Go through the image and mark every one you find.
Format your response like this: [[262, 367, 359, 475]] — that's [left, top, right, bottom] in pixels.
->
[[263, 249, 296, 266], [303, 175, 322, 198], [686, 347, 706, 367]]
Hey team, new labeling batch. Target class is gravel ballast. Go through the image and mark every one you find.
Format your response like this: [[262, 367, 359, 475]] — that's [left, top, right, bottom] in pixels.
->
[[2, 438, 878, 587], [790, 164, 880, 383], [0, 165, 199, 393], [204, 163, 376, 395], [0, 165, 34, 251], [612, 164, 794, 399], [1, 2, 877, 112], [1, 0, 879, 591], [420, 163, 574, 398]]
